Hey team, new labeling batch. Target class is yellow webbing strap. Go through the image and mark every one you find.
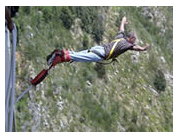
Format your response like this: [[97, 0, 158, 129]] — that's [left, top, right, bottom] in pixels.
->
[[105, 38, 124, 60]]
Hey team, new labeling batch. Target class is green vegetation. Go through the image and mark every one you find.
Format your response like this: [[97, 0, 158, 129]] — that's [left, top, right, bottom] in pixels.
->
[[154, 70, 166, 92], [14, 6, 173, 132]]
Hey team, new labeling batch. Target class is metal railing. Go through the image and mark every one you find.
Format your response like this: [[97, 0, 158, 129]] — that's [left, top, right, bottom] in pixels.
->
[[5, 23, 17, 132]]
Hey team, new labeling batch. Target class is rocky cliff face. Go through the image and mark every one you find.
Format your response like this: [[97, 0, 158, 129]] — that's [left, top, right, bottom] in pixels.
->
[[14, 6, 173, 132]]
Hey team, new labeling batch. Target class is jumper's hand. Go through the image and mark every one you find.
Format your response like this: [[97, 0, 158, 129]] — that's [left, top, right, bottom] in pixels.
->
[[122, 16, 128, 24], [144, 43, 150, 50], [120, 17, 128, 32]]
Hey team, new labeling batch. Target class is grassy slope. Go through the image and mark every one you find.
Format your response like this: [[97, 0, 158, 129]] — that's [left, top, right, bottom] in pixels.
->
[[14, 6, 173, 132]]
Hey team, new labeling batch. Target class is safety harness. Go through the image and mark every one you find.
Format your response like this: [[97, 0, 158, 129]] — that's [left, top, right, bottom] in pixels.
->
[[105, 38, 124, 60], [89, 38, 124, 65]]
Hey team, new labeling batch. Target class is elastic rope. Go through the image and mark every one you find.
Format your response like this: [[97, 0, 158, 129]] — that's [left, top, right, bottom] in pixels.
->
[[14, 85, 33, 104]]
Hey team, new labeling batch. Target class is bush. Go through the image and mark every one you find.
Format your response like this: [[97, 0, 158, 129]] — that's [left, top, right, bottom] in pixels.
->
[[82, 34, 89, 49], [71, 7, 98, 33], [60, 7, 74, 29], [41, 7, 53, 23], [154, 70, 166, 92], [94, 63, 106, 79], [92, 18, 104, 43], [21, 6, 31, 15], [69, 7, 105, 43]]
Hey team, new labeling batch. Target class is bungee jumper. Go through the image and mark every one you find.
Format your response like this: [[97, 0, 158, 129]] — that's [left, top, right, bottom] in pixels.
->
[[46, 16, 149, 67], [15, 16, 149, 103], [32, 16, 150, 86]]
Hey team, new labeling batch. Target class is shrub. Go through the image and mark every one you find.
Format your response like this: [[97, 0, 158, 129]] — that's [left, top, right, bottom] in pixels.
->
[[154, 70, 166, 92], [60, 7, 74, 29], [92, 19, 104, 43], [94, 63, 106, 79], [71, 7, 98, 33], [82, 34, 89, 49], [21, 6, 31, 15], [69, 7, 105, 43], [41, 7, 53, 23]]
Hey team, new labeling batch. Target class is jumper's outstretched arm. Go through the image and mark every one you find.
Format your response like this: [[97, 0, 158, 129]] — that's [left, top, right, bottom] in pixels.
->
[[119, 16, 128, 32], [131, 43, 149, 51]]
